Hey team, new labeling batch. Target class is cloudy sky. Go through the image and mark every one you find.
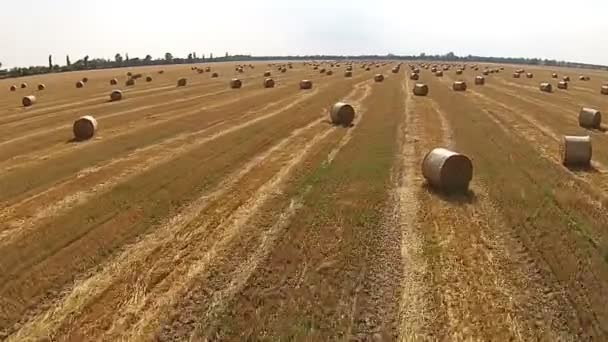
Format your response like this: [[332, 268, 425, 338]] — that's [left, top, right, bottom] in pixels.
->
[[1, 0, 606, 68]]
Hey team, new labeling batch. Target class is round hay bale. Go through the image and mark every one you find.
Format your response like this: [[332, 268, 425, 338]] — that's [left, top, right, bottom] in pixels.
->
[[313, 66, 319, 70], [299, 80, 313, 90], [391, 67, 400, 73], [110, 90, 123, 102], [413, 83, 429, 96], [320, 68, 326, 74], [264, 71, 271, 77], [453, 81, 467, 91], [330, 102, 355, 126], [73, 115, 98, 141], [552, 73, 558, 78], [76, 81, 85, 88], [230, 78, 242, 89], [539, 82, 552, 93], [475, 76, 485, 85], [326, 70, 334, 76], [127, 72, 132, 77], [557, 81, 568, 90], [146, 76, 152, 82], [110, 78, 118, 85], [579, 75, 590, 81], [563, 76, 570, 82], [9, 85, 17, 91], [513, 72, 521, 78], [431, 67, 437, 72], [22, 95, 36, 107], [365, 67, 371, 71], [579, 107, 601, 128], [197, 69, 204, 74], [346, 66, 353, 71], [177, 78, 187, 87], [410, 73, 419, 80], [205, 67, 211, 72], [601, 85, 608, 95], [20, 83, 28, 89], [264, 78, 275, 88], [435, 70, 443, 77], [132, 73, 142, 80], [344, 71, 353, 78], [422, 148, 473, 192], [37, 84, 46, 91], [456, 69, 463, 75], [561, 135, 591, 166], [82, 77, 89, 83], [374, 74, 385, 82], [483, 70, 490, 76], [126, 78, 135, 86], [211, 72, 219, 78], [526, 73, 534, 78], [158, 70, 165, 74], [281, 68, 287, 73], [413, 68, 420, 74]]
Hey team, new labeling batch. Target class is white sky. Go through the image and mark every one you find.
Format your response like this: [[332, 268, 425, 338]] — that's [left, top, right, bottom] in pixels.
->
[[1, 0, 606, 68]]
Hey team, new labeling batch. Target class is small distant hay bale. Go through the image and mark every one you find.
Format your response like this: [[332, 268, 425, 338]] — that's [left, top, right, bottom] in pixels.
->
[[392, 67, 400, 73], [126, 79, 135, 86], [230, 78, 242, 89], [552, 73, 558, 78], [456, 69, 463, 75], [579, 107, 601, 128], [22, 95, 36, 107], [410, 73, 419, 80], [320, 68, 327, 74], [475, 76, 485, 85], [146, 76, 152, 82], [110, 78, 118, 85], [110, 90, 123, 102], [344, 71, 353, 77], [264, 78, 275, 88], [299, 80, 313, 90], [177, 78, 187, 87], [539, 82, 552, 92], [413, 68, 420, 74], [563, 76, 570, 82], [326, 70, 334, 76], [127, 72, 133, 77], [76, 81, 85, 88], [346, 66, 353, 71], [73, 115, 98, 141], [82, 77, 89, 83], [158, 70, 165, 74], [313, 66, 319, 70], [526, 73, 534, 78], [601, 85, 608, 95], [37, 84, 46, 91], [374, 74, 385, 82], [561, 135, 591, 166], [365, 67, 371, 71], [513, 72, 521, 78], [211, 72, 219, 78], [330, 102, 355, 126], [9, 85, 17, 91], [21, 83, 28, 89], [452, 81, 467, 91], [205, 67, 211, 72], [413, 83, 429, 96], [435, 70, 443, 77], [264, 71, 271, 77], [281, 67, 287, 73], [579, 75, 590, 81], [557, 81, 568, 89], [422, 147, 473, 192], [197, 69, 204, 74]]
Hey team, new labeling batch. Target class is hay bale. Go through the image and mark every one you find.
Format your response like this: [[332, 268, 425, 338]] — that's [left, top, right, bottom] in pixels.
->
[[21, 83, 28, 89], [126, 79, 135, 86], [561, 135, 591, 166], [177, 78, 187, 87], [410, 73, 419, 80], [344, 71, 353, 78], [392, 67, 400, 73], [197, 69, 204, 74], [526, 73, 534, 78], [22, 95, 36, 107], [73, 115, 98, 141], [557, 81, 568, 90], [453, 81, 467, 91], [9, 85, 17, 91], [475, 76, 485, 85], [146, 76, 153, 82], [299, 80, 313, 90], [264, 71, 271, 77], [76, 81, 85, 88], [37, 84, 46, 91], [230, 78, 242, 89], [110, 90, 123, 102], [326, 70, 334, 76], [110, 78, 118, 85], [422, 148, 473, 192], [563, 76, 570, 82], [374, 74, 385, 82], [456, 69, 463, 75], [205, 67, 211, 72], [281, 67, 287, 73], [264, 78, 275, 88], [158, 70, 165, 74], [313, 66, 319, 70], [320, 68, 327, 74], [413, 83, 429, 96], [513, 72, 520, 78], [127, 72, 132, 77], [211, 72, 219, 78], [539, 82, 552, 92], [552, 73, 558, 78], [413, 68, 420, 74], [431, 67, 437, 73], [579, 107, 601, 128], [330, 102, 355, 126], [579, 75, 590, 81], [82, 77, 89, 83], [365, 67, 371, 71], [435, 70, 443, 77], [601, 85, 608, 95]]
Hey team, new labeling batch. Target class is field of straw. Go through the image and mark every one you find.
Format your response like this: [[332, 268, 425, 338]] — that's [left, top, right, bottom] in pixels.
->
[[1, 60, 608, 341]]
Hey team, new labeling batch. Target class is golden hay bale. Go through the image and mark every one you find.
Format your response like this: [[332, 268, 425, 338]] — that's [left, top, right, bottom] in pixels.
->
[[264, 71, 272, 77], [177, 78, 187, 87], [410, 73, 419, 80], [326, 70, 334, 76], [264, 78, 275, 88], [422, 147, 473, 192], [452, 81, 467, 91], [37, 84, 46, 91], [557, 81, 568, 90], [313, 66, 319, 70], [552, 73, 558, 78], [456, 69, 463, 75], [127, 72, 132, 77], [211, 72, 219, 78], [22, 95, 36, 107], [365, 67, 371, 71], [475, 76, 485, 85], [21, 83, 28, 89], [10, 85, 17, 91], [289, 65, 293, 69], [110, 78, 118, 85], [431, 67, 437, 73], [344, 71, 353, 78], [230, 78, 242, 89], [413, 68, 420, 74], [82, 77, 89, 83], [132, 73, 142, 79], [320, 68, 327, 74], [146, 76, 152, 82], [435, 70, 443, 77], [126, 78, 135, 86], [539, 82, 552, 92], [110, 90, 123, 102], [563, 76, 570, 82], [442, 66, 450, 71], [158, 70, 165, 74], [392, 67, 400, 74], [205, 67, 211, 72], [526, 73, 534, 78], [346, 66, 353, 71], [73, 115, 98, 141], [281, 68, 287, 73], [413, 83, 429, 96], [601, 85, 608, 95], [579, 107, 601, 128], [513, 72, 521, 78], [299, 80, 313, 90], [197, 69, 204, 74], [579, 75, 590, 81], [330, 102, 355, 126], [561, 135, 591, 166], [76, 81, 85, 88], [374, 74, 385, 82]]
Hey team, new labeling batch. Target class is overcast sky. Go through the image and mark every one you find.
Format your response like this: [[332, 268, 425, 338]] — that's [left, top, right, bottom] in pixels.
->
[[1, 0, 606, 68]]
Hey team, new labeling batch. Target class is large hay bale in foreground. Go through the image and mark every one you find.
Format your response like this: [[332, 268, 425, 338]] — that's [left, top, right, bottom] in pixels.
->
[[422, 148, 473, 192], [264, 78, 275, 88], [513, 72, 520, 78], [410, 73, 419, 80], [601, 85, 608, 95], [20, 83, 28, 89], [475, 76, 485, 85], [73, 115, 98, 141], [230, 78, 242, 89], [561, 135, 591, 166], [110, 78, 118, 85], [110, 90, 123, 102], [374, 74, 385, 82], [557, 81, 568, 89], [539, 82, 552, 93], [22, 95, 36, 107], [344, 71, 353, 78], [452, 81, 467, 91], [330, 102, 355, 126], [76, 81, 85, 88], [264, 71, 271, 77], [9, 85, 17, 91], [37, 84, 46, 91], [126, 78, 135, 86], [299, 80, 313, 90], [413, 83, 429, 96], [579, 107, 601, 128], [177, 78, 187, 87]]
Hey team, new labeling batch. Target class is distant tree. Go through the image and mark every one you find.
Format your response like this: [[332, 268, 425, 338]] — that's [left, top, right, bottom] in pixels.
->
[[193, 52, 197, 60], [48, 55, 53, 70], [225, 52, 229, 58], [126, 53, 130, 61], [210, 53, 213, 60], [115, 53, 123, 63], [202, 54, 205, 61], [66, 55, 71, 66], [84, 55, 89, 68], [144, 54, 152, 63], [187, 53, 193, 61], [165, 52, 173, 61], [0, 61, 2, 69]]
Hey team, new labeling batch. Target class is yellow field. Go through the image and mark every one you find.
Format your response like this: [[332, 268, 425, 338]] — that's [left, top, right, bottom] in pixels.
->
[[1, 60, 607, 341]]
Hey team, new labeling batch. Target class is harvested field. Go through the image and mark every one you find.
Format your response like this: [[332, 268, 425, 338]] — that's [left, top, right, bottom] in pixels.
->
[[0, 61, 608, 341]]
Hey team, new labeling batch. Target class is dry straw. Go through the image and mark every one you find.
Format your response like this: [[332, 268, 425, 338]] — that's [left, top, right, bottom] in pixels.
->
[[146, 76, 153, 82], [110, 78, 118, 85], [37, 84, 46, 91], [344, 71, 353, 78], [126, 79, 135, 86], [264, 78, 275, 88], [76, 81, 85, 88], [557, 81, 568, 89], [422, 147, 473, 192], [601, 85, 608, 95], [211, 72, 219, 78], [410, 73, 419, 80]]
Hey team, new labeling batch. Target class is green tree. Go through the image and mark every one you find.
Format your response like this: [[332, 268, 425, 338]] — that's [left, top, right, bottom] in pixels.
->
[[165, 52, 173, 61], [187, 53, 193, 61], [144, 54, 152, 64], [115, 53, 123, 63], [84, 55, 89, 67], [66, 55, 71, 66], [48, 55, 53, 70], [210, 53, 213, 60]]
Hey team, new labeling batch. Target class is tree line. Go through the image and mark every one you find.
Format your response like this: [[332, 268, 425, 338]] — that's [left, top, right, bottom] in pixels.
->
[[1, 51, 606, 79]]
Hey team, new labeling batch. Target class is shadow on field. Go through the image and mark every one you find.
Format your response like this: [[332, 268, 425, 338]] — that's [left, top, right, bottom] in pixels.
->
[[423, 183, 477, 205], [591, 125, 608, 133], [565, 163, 600, 173], [323, 119, 355, 128]]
